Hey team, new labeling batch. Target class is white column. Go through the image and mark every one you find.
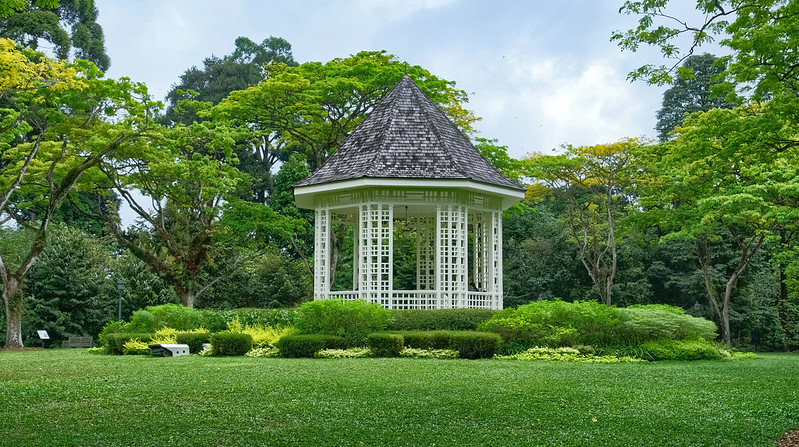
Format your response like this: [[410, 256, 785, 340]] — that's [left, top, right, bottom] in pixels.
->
[[359, 203, 393, 307], [487, 210, 503, 310], [436, 205, 467, 308], [314, 208, 330, 300]]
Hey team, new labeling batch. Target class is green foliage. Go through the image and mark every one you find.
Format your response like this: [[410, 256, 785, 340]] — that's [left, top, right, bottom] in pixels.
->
[[125, 304, 209, 333], [386, 330, 500, 359], [102, 333, 153, 355], [314, 348, 373, 359], [295, 299, 392, 345], [638, 338, 724, 361], [22, 224, 114, 344], [121, 338, 151, 356], [175, 331, 211, 354], [367, 333, 404, 357], [242, 324, 296, 348], [619, 308, 718, 343], [210, 307, 298, 331], [496, 346, 645, 363], [275, 334, 347, 358], [0, 0, 110, 70], [399, 347, 459, 359], [244, 346, 280, 358], [209, 331, 253, 356], [478, 300, 718, 350], [387, 308, 497, 331]]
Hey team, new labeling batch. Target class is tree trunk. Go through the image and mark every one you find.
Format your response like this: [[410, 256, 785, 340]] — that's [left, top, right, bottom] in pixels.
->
[[176, 288, 196, 308], [3, 278, 24, 348], [721, 272, 741, 345]]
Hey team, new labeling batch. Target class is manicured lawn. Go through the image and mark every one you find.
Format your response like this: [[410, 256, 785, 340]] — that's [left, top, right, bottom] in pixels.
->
[[0, 350, 797, 446]]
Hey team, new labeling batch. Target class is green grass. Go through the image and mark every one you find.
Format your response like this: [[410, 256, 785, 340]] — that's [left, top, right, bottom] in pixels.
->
[[0, 350, 797, 446]]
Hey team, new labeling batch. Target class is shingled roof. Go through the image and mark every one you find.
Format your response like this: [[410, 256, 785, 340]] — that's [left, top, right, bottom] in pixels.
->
[[294, 75, 523, 191]]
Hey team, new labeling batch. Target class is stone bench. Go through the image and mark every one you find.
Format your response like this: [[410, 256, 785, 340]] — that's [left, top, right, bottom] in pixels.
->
[[62, 336, 93, 348]]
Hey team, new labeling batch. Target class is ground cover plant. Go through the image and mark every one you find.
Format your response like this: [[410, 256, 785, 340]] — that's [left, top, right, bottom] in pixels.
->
[[0, 350, 797, 446]]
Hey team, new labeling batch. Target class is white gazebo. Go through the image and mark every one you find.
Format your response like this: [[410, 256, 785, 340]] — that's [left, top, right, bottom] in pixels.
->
[[294, 75, 524, 310]]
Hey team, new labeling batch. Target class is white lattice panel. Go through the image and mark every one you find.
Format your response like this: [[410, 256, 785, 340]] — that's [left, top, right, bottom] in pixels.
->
[[314, 208, 330, 299]]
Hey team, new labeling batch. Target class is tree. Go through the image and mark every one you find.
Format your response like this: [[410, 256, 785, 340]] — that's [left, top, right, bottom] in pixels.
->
[[95, 120, 247, 308], [0, 0, 109, 70], [638, 103, 798, 344], [165, 36, 296, 202], [0, 39, 156, 347], [655, 53, 732, 141], [523, 138, 642, 306], [164, 35, 295, 125]]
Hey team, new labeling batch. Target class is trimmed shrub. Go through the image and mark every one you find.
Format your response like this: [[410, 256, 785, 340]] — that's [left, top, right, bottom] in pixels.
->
[[619, 308, 718, 343], [400, 347, 459, 359], [243, 325, 297, 348], [444, 331, 502, 359], [103, 333, 154, 355], [245, 346, 280, 358], [295, 300, 392, 345], [393, 331, 434, 349], [368, 333, 404, 357], [638, 338, 723, 361], [210, 331, 253, 356], [176, 331, 211, 354], [276, 334, 348, 358], [314, 348, 373, 359], [387, 330, 500, 359], [388, 309, 497, 331]]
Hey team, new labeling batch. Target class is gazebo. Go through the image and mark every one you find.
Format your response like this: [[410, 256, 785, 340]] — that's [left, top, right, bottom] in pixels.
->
[[293, 75, 524, 310]]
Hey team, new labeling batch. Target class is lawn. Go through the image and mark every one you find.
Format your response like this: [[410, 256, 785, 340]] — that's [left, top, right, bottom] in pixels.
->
[[0, 350, 797, 446]]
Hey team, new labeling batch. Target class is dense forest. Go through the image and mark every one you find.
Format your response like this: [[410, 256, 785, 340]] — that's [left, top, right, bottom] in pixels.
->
[[0, 0, 796, 350]]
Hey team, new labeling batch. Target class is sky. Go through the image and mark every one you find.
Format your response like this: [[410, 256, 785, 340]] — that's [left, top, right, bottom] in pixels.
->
[[96, 0, 673, 160]]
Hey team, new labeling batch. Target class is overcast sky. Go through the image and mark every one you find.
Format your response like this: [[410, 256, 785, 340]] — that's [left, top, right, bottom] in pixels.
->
[[96, 0, 672, 159]]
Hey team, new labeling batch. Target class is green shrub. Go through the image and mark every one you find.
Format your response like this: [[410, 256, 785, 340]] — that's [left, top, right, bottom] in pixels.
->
[[212, 308, 298, 331], [175, 331, 211, 354], [210, 332, 253, 356], [387, 330, 500, 359], [395, 331, 434, 349], [619, 308, 718, 343], [295, 300, 392, 345], [443, 331, 502, 359], [276, 334, 348, 358], [314, 348, 373, 359], [627, 304, 687, 315], [98, 320, 125, 347], [388, 309, 497, 331], [477, 300, 719, 350], [399, 347, 459, 359], [368, 333, 404, 357], [103, 333, 154, 355], [638, 338, 723, 361], [245, 346, 280, 358], [122, 338, 152, 355], [496, 347, 645, 363], [242, 325, 296, 348]]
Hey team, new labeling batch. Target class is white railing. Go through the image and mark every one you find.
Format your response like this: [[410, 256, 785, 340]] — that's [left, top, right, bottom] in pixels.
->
[[319, 290, 501, 310]]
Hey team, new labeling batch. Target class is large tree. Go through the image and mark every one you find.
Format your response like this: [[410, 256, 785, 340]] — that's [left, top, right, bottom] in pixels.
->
[[0, 0, 109, 70], [0, 39, 155, 347], [638, 103, 798, 344], [655, 53, 732, 141], [523, 138, 642, 306]]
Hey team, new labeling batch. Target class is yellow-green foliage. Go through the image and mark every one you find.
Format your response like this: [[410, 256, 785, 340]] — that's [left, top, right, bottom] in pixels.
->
[[122, 338, 152, 355], [496, 346, 645, 363], [314, 348, 373, 359], [150, 327, 178, 344], [244, 325, 297, 348]]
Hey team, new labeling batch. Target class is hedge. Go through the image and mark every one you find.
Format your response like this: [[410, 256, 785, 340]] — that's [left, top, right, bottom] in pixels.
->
[[385, 330, 501, 359], [209, 331, 253, 356], [276, 334, 348, 358], [175, 331, 211, 354], [103, 333, 154, 355], [368, 333, 404, 357], [387, 309, 498, 331], [295, 300, 392, 345]]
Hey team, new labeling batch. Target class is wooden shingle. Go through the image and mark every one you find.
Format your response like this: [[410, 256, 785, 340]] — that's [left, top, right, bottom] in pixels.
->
[[294, 75, 523, 191]]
